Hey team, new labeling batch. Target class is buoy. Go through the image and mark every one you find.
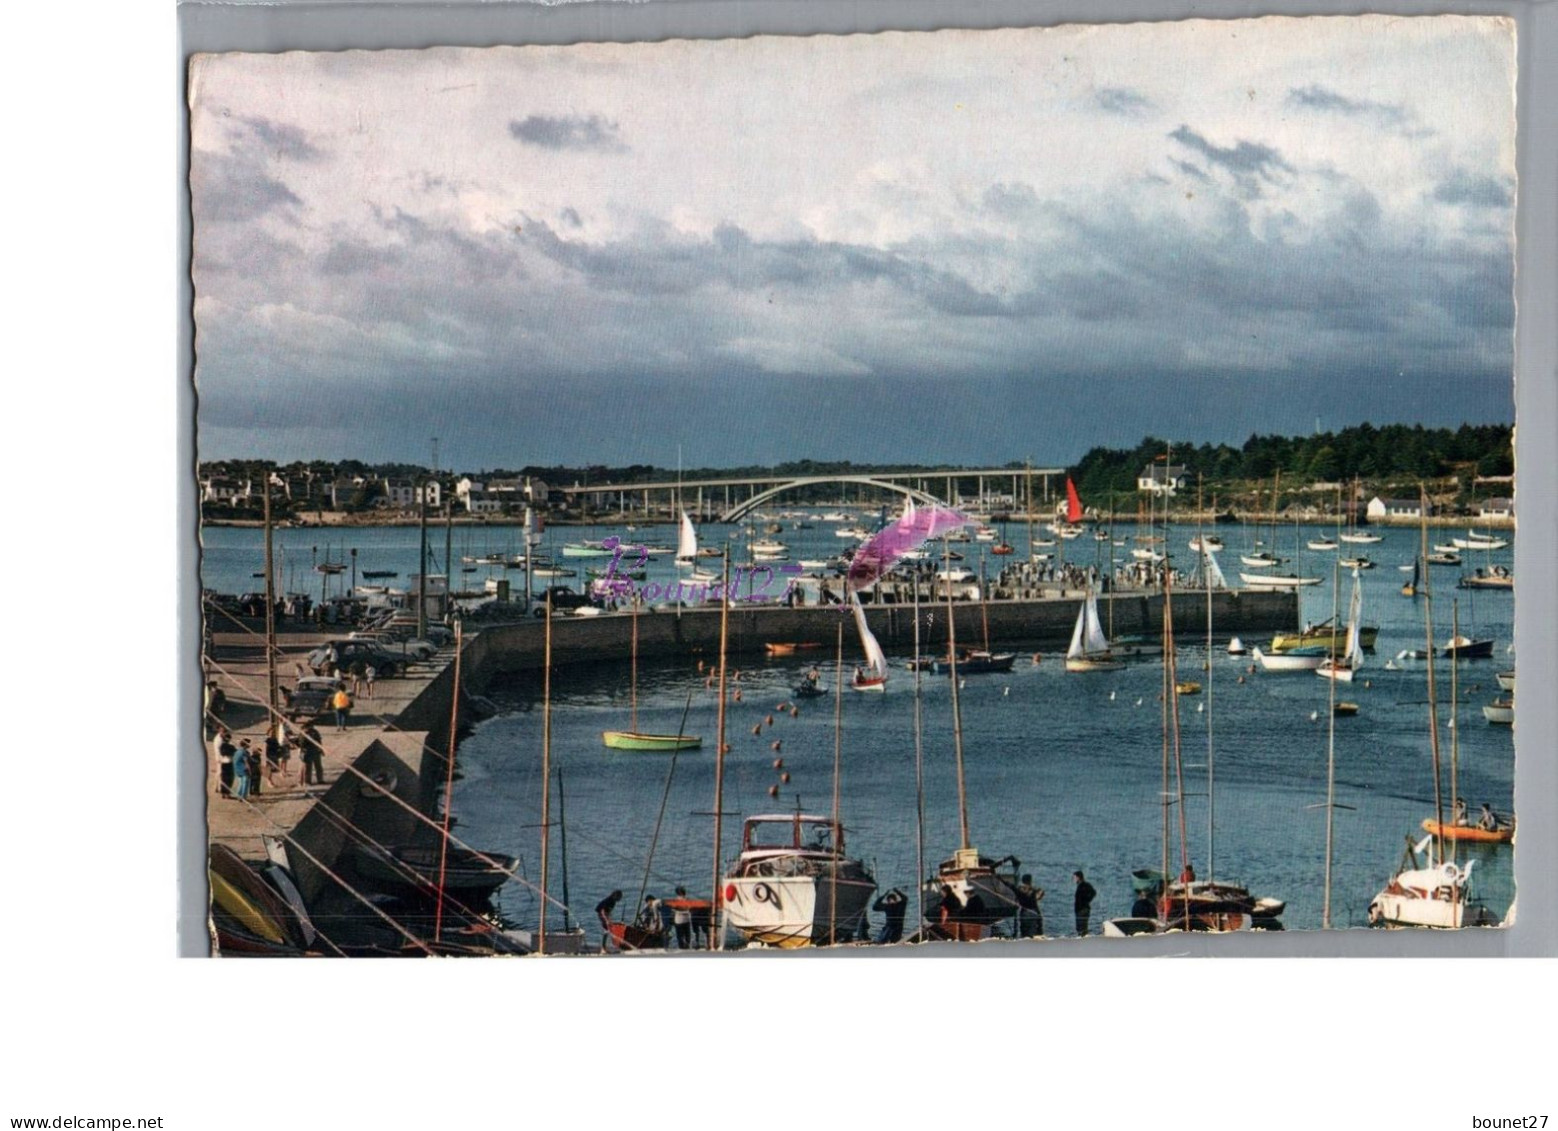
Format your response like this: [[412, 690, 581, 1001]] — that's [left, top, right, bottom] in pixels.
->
[[1109, 690, 1117, 701], [772, 758, 784, 770], [1364, 680, 1372, 689], [697, 660, 706, 672], [1310, 710, 1320, 722], [766, 714, 775, 726], [1197, 702, 1204, 713], [734, 690, 743, 702], [768, 784, 779, 798], [1003, 687, 1010, 696], [790, 707, 799, 718], [1135, 698, 1144, 707], [1236, 675, 1246, 684], [721, 743, 731, 754], [1031, 653, 1042, 666], [780, 772, 791, 783], [771, 741, 782, 752], [752, 724, 762, 736], [959, 679, 967, 690]]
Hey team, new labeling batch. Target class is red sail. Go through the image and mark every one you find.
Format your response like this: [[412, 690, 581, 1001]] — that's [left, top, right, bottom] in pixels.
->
[[1065, 478, 1083, 523]]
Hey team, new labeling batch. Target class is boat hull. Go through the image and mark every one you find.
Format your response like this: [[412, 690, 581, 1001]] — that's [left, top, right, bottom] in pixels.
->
[[1066, 656, 1124, 672], [601, 731, 703, 751], [723, 873, 876, 947], [1271, 626, 1378, 653], [1252, 646, 1327, 672], [1481, 700, 1513, 725], [1421, 819, 1513, 844]]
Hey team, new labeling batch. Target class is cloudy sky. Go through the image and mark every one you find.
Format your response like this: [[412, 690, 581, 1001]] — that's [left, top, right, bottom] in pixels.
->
[[189, 16, 1515, 470]]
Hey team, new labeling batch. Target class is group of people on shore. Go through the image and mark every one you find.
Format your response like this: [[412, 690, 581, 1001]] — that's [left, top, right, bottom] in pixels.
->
[[588, 869, 1103, 951], [210, 720, 327, 800]]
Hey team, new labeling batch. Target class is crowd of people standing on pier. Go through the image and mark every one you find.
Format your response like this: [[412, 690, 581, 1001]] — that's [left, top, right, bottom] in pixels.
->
[[210, 721, 327, 800]]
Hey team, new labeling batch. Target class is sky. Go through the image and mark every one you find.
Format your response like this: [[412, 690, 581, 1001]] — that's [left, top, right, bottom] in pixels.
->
[[188, 16, 1516, 470]]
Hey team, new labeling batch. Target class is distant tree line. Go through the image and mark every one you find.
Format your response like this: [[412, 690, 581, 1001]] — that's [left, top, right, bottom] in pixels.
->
[[1070, 423, 1513, 499]]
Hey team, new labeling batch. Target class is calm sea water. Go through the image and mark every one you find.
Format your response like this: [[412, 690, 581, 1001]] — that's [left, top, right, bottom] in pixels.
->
[[202, 518, 1517, 938]]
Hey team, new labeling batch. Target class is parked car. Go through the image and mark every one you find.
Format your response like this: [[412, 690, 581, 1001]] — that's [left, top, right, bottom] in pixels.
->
[[282, 676, 344, 721], [533, 586, 600, 616], [347, 630, 437, 661], [306, 639, 406, 678]]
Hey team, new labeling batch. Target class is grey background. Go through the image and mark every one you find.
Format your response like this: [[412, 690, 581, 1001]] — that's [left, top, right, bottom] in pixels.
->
[[176, 0, 1557, 958]]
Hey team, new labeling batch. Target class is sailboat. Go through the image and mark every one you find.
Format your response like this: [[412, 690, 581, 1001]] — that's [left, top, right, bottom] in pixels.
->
[[848, 593, 888, 692], [1368, 491, 1498, 929], [916, 540, 1022, 942], [1065, 589, 1123, 672], [1339, 477, 1384, 544], [675, 510, 718, 581], [602, 599, 703, 751], [1316, 569, 1365, 682]]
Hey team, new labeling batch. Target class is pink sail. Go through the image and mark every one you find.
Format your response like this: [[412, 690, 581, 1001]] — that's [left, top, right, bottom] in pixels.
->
[[846, 503, 969, 590]]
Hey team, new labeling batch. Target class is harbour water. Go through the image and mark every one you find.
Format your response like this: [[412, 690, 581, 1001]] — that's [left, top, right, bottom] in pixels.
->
[[202, 518, 1517, 941]]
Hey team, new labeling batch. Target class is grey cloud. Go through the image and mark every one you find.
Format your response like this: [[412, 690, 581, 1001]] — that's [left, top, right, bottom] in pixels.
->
[[1169, 125, 1292, 199], [1433, 169, 1512, 209], [189, 149, 303, 223], [237, 115, 327, 162], [507, 114, 626, 152], [1095, 87, 1153, 116], [1170, 159, 1210, 183], [1286, 85, 1417, 133], [981, 182, 1038, 217]]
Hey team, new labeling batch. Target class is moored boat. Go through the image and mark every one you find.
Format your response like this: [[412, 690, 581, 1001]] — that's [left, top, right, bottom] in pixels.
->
[[1239, 571, 1322, 589], [1441, 635, 1494, 659], [1481, 698, 1513, 725], [1421, 817, 1513, 844], [1252, 645, 1329, 672], [721, 814, 876, 947], [1369, 836, 1495, 928]]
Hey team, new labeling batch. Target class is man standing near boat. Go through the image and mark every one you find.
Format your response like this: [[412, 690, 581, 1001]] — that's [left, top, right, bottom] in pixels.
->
[[1072, 871, 1097, 937], [299, 723, 325, 787], [671, 887, 694, 950], [873, 887, 908, 944], [332, 683, 353, 732], [1015, 875, 1044, 938]]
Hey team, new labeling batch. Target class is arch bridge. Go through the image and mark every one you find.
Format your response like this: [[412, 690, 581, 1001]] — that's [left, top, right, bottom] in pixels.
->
[[718, 476, 943, 523]]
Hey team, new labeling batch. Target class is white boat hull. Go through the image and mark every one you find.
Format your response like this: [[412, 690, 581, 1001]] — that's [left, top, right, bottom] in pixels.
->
[[1253, 646, 1327, 672], [1240, 573, 1321, 588], [1482, 700, 1513, 724], [1496, 670, 1515, 693], [723, 873, 876, 947]]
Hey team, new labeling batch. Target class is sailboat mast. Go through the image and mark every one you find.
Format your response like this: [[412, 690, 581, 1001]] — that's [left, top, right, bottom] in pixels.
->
[[830, 621, 844, 945], [912, 574, 926, 932], [1420, 488, 1446, 867], [1025, 461, 1034, 563], [1200, 474, 1215, 885], [945, 541, 971, 850], [557, 767, 572, 934], [979, 554, 990, 652], [262, 471, 278, 736], [434, 620, 464, 943], [1166, 574, 1191, 882], [1449, 600, 1461, 868], [709, 552, 731, 949], [1323, 562, 1339, 928], [538, 590, 553, 955], [630, 597, 639, 734]]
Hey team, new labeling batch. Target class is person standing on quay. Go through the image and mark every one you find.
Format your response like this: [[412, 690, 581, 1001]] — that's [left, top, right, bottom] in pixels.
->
[[233, 738, 252, 800], [300, 723, 325, 787], [215, 728, 235, 798], [1073, 871, 1097, 937], [364, 664, 376, 699], [872, 887, 908, 945], [1015, 875, 1045, 938], [332, 684, 353, 732]]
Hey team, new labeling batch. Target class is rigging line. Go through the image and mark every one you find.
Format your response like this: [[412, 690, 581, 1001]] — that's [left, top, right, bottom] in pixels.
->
[[203, 658, 573, 917], [637, 688, 692, 913], [211, 793, 433, 955], [303, 800, 498, 928]]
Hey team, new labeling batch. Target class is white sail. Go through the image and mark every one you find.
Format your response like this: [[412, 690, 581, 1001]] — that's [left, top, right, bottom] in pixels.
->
[[1204, 547, 1227, 590], [1068, 591, 1110, 659], [676, 511, 697, 562], [1344, 568, 1364, 669], [850, 593, 888, 680]]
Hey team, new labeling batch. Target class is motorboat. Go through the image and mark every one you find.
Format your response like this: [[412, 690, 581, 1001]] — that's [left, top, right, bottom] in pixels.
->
[[721, 814, 876, 948], [1240, 551, 1284, 569], [1496, 670, 1515, 693], [1441, 635, 1495, 659], [1308, 538, 1338, 551], [932, 650, 1017, 674]]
